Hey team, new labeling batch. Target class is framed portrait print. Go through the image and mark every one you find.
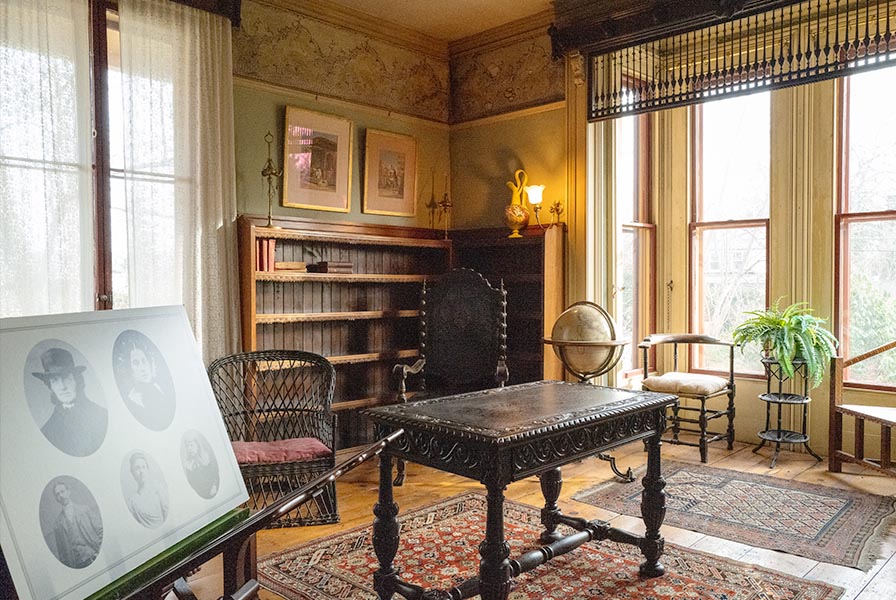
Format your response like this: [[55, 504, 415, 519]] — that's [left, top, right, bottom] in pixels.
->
[[282, 106, 352, 212], [363, 129, 417, 217], [0, 306, 247, 600]]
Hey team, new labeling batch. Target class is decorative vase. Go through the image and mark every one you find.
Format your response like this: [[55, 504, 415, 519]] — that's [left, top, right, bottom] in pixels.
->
[[505, 169, 530, 238]]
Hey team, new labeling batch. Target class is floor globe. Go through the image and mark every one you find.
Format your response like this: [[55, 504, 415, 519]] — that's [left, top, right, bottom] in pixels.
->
[[544, 301, 627, 381]]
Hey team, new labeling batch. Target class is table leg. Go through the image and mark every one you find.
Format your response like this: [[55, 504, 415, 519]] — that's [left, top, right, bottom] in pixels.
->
[[639, 429, 666, 578], [373, 453, 400, 599], [479, 482, 512, 600], [539, 467, 563, 544]]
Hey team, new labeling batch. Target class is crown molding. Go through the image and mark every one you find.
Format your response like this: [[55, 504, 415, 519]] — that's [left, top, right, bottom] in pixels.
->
[[449, 8, 555, 57], [450, 100, 565, 130], [256, 0, 449, 60]]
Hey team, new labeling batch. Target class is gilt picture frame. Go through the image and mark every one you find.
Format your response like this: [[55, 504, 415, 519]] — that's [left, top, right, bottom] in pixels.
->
[[282, 106, 352, 212], [363, 129, 417, 217]]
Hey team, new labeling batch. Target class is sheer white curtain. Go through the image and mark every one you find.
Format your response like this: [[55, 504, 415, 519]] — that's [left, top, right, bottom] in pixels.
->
[[0, 0, 94, 317], [114, 0, 239, 360]]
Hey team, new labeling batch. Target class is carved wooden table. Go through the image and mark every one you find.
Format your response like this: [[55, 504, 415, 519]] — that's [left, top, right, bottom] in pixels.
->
[[363, 380, 677, 600]]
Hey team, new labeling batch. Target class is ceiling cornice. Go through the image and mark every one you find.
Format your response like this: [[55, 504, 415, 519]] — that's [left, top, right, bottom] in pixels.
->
[[449, 8, 556, 57], [257, 0, 450, 60]]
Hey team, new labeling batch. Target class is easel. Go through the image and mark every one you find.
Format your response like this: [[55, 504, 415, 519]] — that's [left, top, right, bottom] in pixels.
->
[[1, 430, 403, 600]]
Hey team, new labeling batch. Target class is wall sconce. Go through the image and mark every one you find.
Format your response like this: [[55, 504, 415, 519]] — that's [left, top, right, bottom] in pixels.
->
[[525, 184, 563, 229]]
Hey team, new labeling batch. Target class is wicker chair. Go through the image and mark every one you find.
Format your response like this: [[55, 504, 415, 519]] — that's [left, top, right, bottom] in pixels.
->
[[207, 350, 337, 527]]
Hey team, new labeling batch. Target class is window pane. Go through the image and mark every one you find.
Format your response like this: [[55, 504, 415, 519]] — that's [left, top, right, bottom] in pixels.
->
[[616, 228, 636, 370], [701, 92, 770, 221], [0, 0, 94, 317], [842, 219, 896, 385], [848, 68, 896, 213], [694, 226, 767, 371], [108, 12, 178, 309], [615, 115, 636, 224]]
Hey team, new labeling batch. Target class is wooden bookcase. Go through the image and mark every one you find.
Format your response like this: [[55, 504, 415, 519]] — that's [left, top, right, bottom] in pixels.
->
[[237, 215, 451, 448], [237, 217, 565, 448], [451, 226, 565, 385]]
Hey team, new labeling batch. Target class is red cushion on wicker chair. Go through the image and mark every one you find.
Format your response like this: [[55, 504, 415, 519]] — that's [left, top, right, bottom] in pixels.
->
[[232, 438, 332, 465]]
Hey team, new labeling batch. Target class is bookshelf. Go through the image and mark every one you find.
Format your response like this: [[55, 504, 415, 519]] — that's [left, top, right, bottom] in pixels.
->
[[237, 215, 451, 448], [451, 226, 565, 384], [237, 217, 565, 448]]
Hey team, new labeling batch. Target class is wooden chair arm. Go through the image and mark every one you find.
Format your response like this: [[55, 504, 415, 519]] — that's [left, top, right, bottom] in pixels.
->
[[393, 359, 426, 402]]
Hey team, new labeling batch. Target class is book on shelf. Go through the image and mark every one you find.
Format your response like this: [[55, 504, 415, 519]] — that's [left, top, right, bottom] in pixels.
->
[[308, 261, 353, 273], [275, 261, 307, 272], [255, 239, 277, 272]]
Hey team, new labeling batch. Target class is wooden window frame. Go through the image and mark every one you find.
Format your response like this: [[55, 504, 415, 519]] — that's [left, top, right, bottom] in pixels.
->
[[835, 76, 896, 392], [616, 108, 656, 378], [689, 102, 770, 378]]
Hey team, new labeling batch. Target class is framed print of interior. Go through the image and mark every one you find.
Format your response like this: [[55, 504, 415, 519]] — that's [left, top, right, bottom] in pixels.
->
[[282, 106, 352, 212], [363, 129, 417, 217]]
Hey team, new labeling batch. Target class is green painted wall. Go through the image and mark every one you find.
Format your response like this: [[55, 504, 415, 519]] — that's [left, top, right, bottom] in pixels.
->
[[449, 107, 567, 229], [234, 80, 450, 229]]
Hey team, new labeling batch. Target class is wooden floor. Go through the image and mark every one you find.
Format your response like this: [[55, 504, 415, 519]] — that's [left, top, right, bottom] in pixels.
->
[[187, 440, 896, 600]]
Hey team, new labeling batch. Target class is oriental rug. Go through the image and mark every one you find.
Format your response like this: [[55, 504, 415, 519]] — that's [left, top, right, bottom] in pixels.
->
[[574, 460, 896, 571], [258, 492, 843, 600]]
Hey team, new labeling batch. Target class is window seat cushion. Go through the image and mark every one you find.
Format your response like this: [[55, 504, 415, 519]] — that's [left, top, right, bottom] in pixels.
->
[[231, 438, 332, 465], [642, 372, 728, 397]]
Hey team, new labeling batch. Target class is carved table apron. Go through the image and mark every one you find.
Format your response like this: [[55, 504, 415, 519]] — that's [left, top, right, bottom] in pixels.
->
[[363, 380, 677, 600]]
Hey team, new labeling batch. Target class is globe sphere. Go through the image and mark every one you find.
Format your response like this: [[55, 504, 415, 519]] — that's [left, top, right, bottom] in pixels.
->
[[549, 302, 622, 379]]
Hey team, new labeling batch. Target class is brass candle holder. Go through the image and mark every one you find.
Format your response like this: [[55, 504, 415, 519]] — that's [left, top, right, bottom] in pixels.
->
[[261, 131, 282, 229]]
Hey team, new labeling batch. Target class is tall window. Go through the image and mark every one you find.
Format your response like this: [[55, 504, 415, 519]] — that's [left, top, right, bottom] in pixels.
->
[[838, 67, 896, 388], [614, 113, 654, 375], [1, 0, 238, 358], [691, 92, 770, 371]]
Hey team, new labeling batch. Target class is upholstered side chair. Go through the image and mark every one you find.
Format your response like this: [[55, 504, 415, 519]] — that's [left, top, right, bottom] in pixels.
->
[[639, 334, 736, 463]]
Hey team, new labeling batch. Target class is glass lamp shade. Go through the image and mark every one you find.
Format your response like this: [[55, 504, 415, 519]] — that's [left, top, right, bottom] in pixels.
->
[[525, 184, 545, 206]]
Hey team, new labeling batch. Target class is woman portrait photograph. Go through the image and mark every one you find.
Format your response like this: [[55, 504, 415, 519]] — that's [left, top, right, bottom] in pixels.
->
[[120, 450, 170, 529], [24, 340, 108, 457], [180, 430, 220, 499], [112, 329, 176, 431]]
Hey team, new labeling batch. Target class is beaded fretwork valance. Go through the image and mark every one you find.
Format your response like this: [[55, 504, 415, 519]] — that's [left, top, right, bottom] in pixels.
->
[[589, 0, 896, 120]]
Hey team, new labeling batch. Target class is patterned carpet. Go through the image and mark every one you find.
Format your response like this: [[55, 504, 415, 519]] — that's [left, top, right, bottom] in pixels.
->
[[574, 460, 896, 570], [258, 492, 844, 599]]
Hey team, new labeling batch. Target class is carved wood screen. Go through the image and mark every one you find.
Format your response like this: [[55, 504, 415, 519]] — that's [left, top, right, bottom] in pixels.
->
[[586, 0, 896, 120]]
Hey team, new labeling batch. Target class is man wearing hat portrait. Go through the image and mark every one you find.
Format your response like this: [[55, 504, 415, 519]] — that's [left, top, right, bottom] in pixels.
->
[[33, 347, 108, 457]]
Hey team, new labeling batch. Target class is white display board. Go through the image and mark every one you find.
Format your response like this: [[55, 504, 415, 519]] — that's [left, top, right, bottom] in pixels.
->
[[0, 306, 247, 600]]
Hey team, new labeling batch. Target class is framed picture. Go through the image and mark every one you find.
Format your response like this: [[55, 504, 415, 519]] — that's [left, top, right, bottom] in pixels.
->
[[0, 306, 247, 600], [282, 106, 352, 212], [363, 129, 417, 217]]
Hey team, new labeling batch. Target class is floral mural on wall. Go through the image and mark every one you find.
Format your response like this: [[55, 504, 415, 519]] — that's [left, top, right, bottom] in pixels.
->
[[450, 33, 565, 123], [233, 0, 450, 123]]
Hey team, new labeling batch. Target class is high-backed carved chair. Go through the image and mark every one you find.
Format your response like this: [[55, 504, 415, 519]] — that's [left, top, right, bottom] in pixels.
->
[[392, 268, 508, 484], [207, 350, 337, 527], [639, 334, 736, 463]]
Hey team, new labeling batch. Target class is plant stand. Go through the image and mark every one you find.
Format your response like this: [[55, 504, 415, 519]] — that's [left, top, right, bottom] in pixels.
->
[[753, 358, 823, 468]]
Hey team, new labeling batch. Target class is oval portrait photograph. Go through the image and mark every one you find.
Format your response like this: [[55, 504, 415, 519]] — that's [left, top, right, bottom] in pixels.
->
[[112, 329, 176, 431], [23, 339, 109, 457], [180, 430, 220, 499], [39, 476, 104, 569], [120, 450, 170, 529]]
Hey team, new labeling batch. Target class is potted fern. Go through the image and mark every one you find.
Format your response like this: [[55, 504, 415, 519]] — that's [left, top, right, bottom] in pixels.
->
[[732, 300, 839, 388]]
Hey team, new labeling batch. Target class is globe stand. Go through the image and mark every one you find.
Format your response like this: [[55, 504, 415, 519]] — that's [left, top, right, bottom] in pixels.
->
[[544, 302, 632, 482]]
